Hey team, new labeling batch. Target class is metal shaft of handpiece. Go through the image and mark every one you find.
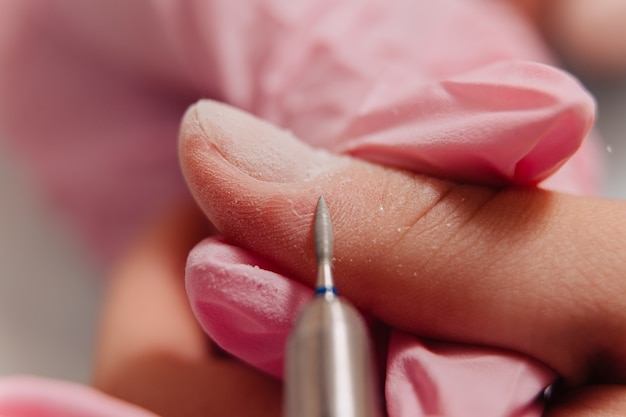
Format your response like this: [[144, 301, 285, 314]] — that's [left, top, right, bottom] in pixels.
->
[[284, 197, 381, 417]]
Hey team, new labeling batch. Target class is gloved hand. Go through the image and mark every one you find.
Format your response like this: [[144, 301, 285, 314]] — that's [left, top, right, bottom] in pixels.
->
[[179, 90, 594, 417], [88, 67, 599, 416], [0, 88, 607, 417]]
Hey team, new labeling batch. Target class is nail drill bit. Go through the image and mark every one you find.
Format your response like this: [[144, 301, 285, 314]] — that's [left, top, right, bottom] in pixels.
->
[[284, 197, 381, 417], [314, 196, 335, 297]]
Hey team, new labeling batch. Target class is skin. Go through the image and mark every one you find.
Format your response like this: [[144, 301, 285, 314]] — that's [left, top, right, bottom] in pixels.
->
[[512, 0, 626, 77], [92, 204, 282, 417], [92, 101, 626, 416]]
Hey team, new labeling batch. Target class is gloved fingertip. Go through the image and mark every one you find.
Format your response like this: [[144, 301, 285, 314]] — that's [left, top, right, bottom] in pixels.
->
[[186, 237, 313, 378]]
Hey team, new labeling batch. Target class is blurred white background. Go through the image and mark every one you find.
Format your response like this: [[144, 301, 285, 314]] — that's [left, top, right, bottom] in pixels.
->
[[590, 79, 626, 198], [0, 142, 102, 383], [0, 81, 625, 384]]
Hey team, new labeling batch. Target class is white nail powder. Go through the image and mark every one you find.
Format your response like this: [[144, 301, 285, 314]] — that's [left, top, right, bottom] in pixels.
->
[[196, 100, 348, 183]]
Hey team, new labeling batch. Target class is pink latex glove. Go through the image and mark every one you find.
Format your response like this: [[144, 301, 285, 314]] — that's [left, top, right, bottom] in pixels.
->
[[0, 0, 598, 416], [0, 376, 158, 417]]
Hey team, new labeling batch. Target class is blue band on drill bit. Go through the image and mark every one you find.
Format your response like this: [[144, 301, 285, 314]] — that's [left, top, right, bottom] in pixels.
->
[[315, 286, 338, 296]]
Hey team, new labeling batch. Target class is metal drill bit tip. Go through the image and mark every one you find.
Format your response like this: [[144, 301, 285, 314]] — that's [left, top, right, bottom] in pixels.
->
[[314, 196, 336, 295], [314, 196, 334, 264]]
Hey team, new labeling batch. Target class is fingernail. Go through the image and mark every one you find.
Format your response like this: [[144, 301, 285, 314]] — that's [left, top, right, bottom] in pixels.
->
[[192, 100, 346, 182]]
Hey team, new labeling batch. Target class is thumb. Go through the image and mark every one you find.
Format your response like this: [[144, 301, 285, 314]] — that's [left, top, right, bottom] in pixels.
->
[[179, 100, 626, 384]]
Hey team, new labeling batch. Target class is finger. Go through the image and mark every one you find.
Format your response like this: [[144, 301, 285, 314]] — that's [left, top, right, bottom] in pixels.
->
[[98, 356, 281, 417], [185, 236, 314, 378], [545, 385, 626, 417], [179, 100, 626, 383], [93, 204, 211, 384], [93, 204, 282, 417]]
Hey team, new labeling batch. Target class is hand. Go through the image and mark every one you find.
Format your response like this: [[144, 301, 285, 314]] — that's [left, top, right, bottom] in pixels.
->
[[178, 100, 626, 416], [92, 99, 623, 417]]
